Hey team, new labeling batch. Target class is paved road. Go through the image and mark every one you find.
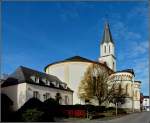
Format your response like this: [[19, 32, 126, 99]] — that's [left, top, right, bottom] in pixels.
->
[[60, 112, 150, 123], [94, 112, 150, 123]]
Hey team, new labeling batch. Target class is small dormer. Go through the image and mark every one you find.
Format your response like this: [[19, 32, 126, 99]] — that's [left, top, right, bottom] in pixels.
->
[[42, 78, 50, 86], [42, 78, 46, 83], [56, 82, 60, 87], [30, 75, 39, 83], [61, 83, 67, 89], [51, 81, 57, 87]]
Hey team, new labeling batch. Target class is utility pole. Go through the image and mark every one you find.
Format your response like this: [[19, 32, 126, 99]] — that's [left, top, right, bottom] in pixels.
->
[[148, 1, 150, 111], [116, 102, 118, 116]]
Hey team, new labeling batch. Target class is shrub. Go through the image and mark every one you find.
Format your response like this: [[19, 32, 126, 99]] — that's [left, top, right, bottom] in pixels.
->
[[107, 107, 115, 111], [22, 108, 44, 122], [75, 104, 82, 106], [44, 98, 65, 118], [18, 98, 44, 112], [106, 107, 127, 115], [16, 98, 55, 121], [44, 98, 59, 106], [90, 114, 105, 120], [117, 108, 127, 114]]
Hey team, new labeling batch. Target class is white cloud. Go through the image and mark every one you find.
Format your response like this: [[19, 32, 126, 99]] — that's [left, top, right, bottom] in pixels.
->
[[127, 4, 148, 20], [125, 40, 149, 58], [133, 41, 148, 54], [132, 56, 149, 95]]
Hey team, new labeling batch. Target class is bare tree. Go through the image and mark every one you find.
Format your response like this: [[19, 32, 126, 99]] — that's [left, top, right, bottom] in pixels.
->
[[78, 63, 126, 106]]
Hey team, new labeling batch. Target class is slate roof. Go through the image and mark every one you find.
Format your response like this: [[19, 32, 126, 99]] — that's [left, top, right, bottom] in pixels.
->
[[143, 96, 149, 98], [135, 80, 141, 83], [116, 69, 135, 76], [1, 66, 73, 92], [44, 55, 113, 73], [101, 22, 114, 44]]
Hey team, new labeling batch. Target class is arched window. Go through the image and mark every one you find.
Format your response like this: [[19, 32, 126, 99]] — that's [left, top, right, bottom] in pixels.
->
[[113, 62, 114, 70], [104, 46, 106, 53]]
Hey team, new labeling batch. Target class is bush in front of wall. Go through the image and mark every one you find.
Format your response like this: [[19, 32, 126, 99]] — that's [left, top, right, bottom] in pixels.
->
[[22, 108, 44, 122]]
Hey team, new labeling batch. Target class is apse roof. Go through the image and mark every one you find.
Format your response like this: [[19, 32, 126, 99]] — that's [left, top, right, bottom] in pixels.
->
[[44, 55, 113, 73], [116, 69, 135, 76]]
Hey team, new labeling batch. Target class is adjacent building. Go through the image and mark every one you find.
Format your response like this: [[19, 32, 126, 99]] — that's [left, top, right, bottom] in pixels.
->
[[143, 96, 150, 111], [1, 66, 73, 111]]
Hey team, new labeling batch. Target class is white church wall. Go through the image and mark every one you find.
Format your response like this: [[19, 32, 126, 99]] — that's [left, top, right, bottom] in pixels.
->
[[100, 44, 103, 57], [47, 63, 65, 83], [119, 98, 133, 109], [46, 61, 92, 104], [99, 55, 116, 71], [67, 62, 92, 104]]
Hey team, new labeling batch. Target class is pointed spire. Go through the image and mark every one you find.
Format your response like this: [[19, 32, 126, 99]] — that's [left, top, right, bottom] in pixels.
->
[[101, 22, 114, 44]]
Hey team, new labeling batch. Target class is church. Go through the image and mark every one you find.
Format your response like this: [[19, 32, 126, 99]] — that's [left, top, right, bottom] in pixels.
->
[[1, 22, 141, 112], [44, 22, 141, 111]]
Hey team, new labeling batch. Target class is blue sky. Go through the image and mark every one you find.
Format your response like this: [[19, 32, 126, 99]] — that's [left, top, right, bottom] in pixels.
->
[[2, 1, 149, 95]]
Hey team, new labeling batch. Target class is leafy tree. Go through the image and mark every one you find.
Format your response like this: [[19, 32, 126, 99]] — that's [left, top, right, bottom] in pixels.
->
[[78, 63, 126, 106], [109, 84, 126, 105]]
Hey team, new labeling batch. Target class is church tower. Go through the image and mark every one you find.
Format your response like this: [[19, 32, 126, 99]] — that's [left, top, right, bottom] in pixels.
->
[[98, 22, 116, 71]]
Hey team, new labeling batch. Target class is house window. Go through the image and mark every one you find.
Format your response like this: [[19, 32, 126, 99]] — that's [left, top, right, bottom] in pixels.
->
[[65, 95, 69, 105], [33, 91, 39, 99], [55, 93, 62, 104], [43, 93, 50, 101]]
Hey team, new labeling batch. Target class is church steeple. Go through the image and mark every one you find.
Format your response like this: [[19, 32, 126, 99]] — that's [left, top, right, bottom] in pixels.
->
[[101, 22, 114, 44], [99, 22, 116, 71]]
